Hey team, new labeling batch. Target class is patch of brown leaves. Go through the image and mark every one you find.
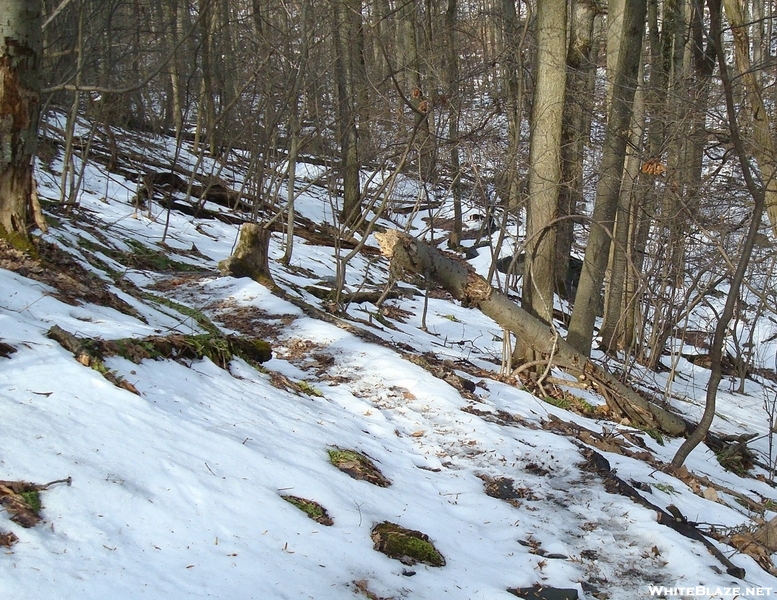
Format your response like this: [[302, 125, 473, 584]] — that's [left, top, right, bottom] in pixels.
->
[[208, 301, 297, 340], [0, 239, 140, 317]]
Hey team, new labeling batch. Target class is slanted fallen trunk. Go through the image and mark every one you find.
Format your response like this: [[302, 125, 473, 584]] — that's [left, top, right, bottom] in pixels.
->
[[376, 230, 686, 436]]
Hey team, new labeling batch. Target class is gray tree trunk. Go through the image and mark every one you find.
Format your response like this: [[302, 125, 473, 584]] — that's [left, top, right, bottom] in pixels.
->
[[557, 0, 598, 291], [445, 0, 463, 250], [722, 0, 777, 240], [499, 0, 526, 213], [566, 0, 647, 356], [334, 0, 362, 226], [521, 0, 567, 336]]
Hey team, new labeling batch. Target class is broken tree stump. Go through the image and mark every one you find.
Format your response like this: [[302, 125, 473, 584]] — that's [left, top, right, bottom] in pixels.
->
[[219, 223, 274, 285]]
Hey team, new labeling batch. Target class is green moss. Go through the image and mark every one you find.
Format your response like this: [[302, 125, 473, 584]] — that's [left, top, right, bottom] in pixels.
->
[[75, 236, 196, 273], [0, 224, 38, 256], [653, 483, 676, 494], [140, 292, 221, 336], [371, 521, 445, 567], [715, 444, 753, 476], [328, 448, 360, 467], [327, 447, 391, 487], [227, 336, 273, 366], [544, 395, 572, 410], [124, 239, 194, 272], [369, 310, 392, 328], [577, 398, 596, 414], [298, 380, 323, 397], [19, 490, 42, 513], [641, 427, 665, 446], [282, 495, 333, 525], [108, 333, 272, 369]]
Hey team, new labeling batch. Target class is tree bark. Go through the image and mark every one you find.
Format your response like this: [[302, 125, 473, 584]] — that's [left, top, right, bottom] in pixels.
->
[[566, 0, 647, 356], [722, 0, 777, 240], [0, 1, 45, 246], [557, 0, 599, 288], [444, 0, 462, 250], [376, 229, 686, 436], [522, 0, 567, 334], [218, 223, 274, 285], [499, 0, 527, 213], [333, 0, 362, 226]]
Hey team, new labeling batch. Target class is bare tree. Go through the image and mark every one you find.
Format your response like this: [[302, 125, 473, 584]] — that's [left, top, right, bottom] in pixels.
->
[[0, 1, 46, 246], [567, 0, 647, 356], [333, 0, 363, 226], [520, 0, 567, 342], [672, 0, 767, 467]]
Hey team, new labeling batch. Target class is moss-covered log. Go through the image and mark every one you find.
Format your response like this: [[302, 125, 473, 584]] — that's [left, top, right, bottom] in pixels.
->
[[48, 326, 272, 388]]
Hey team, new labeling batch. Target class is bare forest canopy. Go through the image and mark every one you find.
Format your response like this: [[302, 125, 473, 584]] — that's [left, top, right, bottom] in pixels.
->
[[32, 1, 777, 406]]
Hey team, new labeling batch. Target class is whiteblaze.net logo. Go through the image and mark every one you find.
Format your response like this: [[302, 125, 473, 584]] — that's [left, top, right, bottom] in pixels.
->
[[647, 586, 774, 597]]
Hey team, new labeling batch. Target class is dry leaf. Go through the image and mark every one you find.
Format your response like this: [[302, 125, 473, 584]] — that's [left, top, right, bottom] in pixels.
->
[[0, 484, 41, 528], [0, 530, 18, 548]]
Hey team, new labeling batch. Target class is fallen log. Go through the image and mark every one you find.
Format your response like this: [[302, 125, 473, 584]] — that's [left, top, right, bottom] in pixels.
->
[[375, 230, 686, 436]]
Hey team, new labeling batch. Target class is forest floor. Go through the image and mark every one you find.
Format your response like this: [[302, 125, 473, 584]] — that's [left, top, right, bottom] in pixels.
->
[[2, 117, 777, 599]]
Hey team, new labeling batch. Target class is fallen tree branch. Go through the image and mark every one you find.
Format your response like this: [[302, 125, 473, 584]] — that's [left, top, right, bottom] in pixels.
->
[[375, 230, 686, 435], [582, 448, 746, 579]]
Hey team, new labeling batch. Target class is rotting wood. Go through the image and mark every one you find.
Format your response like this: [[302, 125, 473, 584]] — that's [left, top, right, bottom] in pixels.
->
[[375, 230, 686, 435], [218, 223, 275, 285], [753, 515, 777, 552]]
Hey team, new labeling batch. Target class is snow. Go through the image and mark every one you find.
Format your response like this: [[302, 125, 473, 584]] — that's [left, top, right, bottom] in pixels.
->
[[2, 122, 777, 599]]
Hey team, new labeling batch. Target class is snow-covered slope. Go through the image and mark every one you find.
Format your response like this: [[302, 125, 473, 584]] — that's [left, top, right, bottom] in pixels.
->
[[2, 124, 777, 599]]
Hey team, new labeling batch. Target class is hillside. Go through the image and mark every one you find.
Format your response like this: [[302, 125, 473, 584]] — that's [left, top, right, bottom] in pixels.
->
[[2, 120, 777, 599]]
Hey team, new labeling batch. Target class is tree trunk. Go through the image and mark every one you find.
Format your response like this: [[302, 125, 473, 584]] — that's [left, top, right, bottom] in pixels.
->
[[500, 0, 527, 213], [557, 0, 598, 289], [599, 60, 644, 355], [281, 0, 311, 266], [376, 229, 686, 436], [334, 0, 362, 226], [0, 1, 45, 247], [566, 0, 647, 356], [521, 0, 567, 337], [721, 0, 777, 240], [672, 0, 766, 467], [444, 0, 463, 250], [753, 515, 777, 552]]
